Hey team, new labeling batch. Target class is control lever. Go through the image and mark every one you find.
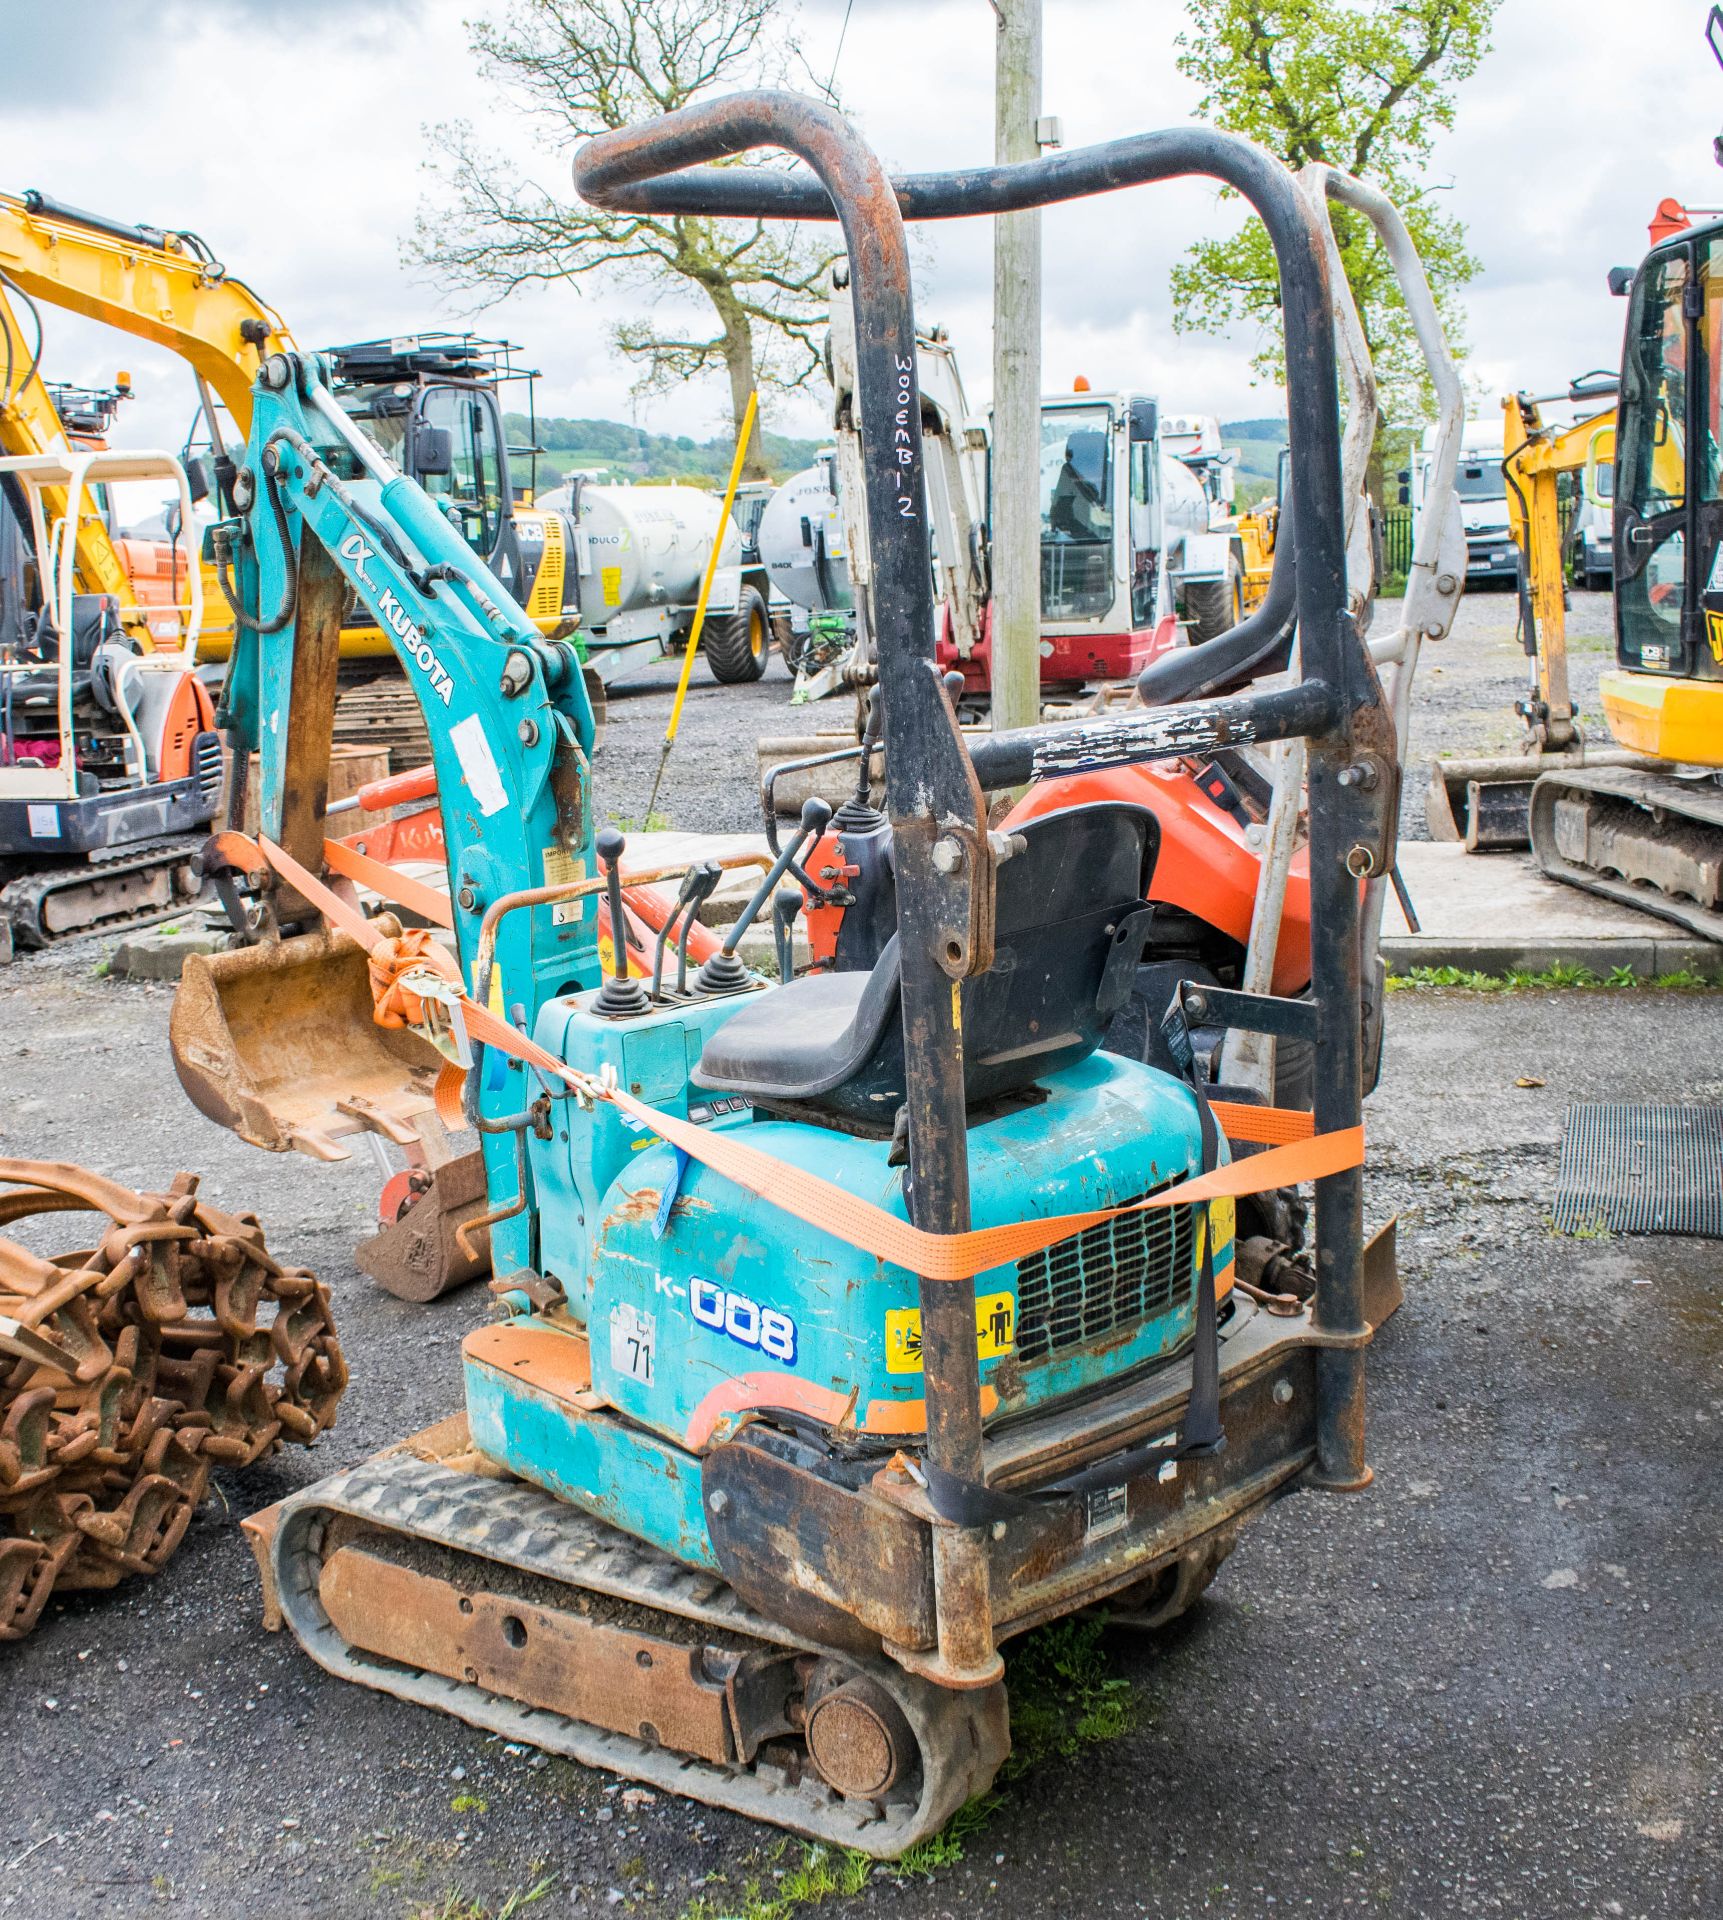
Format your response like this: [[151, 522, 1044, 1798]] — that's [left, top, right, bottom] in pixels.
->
[[694, 798, 832, 995], [592, 826, 652, 1017], [676, 862, 723, 994], [651, 863, 708, 1002], [831, 688, 886, 833], [941, 668, 967, 711], [771, 887, 803, 984]]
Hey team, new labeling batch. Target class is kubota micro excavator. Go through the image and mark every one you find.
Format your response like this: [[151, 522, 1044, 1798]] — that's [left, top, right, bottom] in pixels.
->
[[166, 93, 1400, 1855]]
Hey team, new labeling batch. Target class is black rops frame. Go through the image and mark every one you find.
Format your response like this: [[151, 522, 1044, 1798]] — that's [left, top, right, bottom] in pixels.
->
[[576, 92, 1397, 1688]]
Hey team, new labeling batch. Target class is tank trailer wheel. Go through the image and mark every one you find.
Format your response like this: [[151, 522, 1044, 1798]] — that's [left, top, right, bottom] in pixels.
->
[[1185, 557, 1246, 645], [707, 585, 769, 684]]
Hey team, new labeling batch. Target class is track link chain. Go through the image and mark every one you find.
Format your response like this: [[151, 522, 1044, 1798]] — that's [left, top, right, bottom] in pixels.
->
[[0, 1160, 347, 1637]]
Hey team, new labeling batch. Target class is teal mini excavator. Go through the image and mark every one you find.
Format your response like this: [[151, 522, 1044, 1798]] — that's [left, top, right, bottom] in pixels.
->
[[170, 95, 1396, 1855]]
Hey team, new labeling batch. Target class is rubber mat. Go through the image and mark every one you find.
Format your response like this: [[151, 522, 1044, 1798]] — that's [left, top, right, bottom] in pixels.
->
[[1552, 1104, 1723, 1238]]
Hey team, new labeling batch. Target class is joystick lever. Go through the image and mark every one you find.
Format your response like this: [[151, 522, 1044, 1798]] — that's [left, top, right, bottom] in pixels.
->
[[592, 827, 652, 1018], [694, 798, 831, 995]]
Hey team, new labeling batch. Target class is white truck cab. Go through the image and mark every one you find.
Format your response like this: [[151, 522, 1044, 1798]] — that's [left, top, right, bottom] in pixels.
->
[[1410, 417, 1515, 584]]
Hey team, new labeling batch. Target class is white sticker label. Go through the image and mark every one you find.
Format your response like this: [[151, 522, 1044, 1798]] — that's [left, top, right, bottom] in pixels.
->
[[610, 1302, 656, 1386], [26, 805, 60, 839], [1708, 546, 1723, 594], [1083, 1485, 1129, 1542], [449, 713, 509, 818]]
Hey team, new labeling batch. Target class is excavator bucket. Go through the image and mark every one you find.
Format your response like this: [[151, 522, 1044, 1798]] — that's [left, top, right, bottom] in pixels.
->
[[170, 929, 491, 1301], [1422, 755, 1538, 851], [170, 929, 447, 1161]]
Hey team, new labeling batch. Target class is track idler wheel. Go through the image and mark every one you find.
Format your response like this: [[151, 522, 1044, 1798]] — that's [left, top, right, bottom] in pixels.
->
[[801, 1660, 919, 1800]]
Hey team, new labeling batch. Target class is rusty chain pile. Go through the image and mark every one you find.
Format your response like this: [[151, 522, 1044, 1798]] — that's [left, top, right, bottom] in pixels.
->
[[0, 1159, 347, 1640]]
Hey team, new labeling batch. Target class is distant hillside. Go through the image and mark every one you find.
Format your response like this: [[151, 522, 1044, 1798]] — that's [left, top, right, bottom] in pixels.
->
[[505, 412, 824, 490], [1222, 416, 1287, 510]]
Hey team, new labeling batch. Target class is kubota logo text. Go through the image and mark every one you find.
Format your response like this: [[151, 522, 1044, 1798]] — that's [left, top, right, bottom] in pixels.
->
[[338, 532, 454, 706]]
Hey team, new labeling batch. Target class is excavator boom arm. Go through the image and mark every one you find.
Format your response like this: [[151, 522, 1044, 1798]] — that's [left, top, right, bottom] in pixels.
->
[[0, 190, 294, 432]]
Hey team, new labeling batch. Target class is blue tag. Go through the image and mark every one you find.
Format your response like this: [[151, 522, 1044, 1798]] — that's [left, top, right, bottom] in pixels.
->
[[652, 1147, 690, 1240]]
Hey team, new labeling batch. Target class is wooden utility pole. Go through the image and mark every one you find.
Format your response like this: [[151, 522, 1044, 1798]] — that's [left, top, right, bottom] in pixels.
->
[[990, 0, 1043, 739]]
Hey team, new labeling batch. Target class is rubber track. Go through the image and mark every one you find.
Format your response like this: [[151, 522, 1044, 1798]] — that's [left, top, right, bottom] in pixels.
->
[[1529, 769, 1723, 944], [2, 835, 207, 948], [272, 1449, 1009, 1857]]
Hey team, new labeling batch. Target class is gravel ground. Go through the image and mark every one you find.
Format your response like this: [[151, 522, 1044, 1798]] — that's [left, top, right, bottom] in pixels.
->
[[1, 596, 1719, 1920]]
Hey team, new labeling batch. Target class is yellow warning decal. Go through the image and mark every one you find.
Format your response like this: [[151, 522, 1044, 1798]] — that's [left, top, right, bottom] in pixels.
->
[[601, 565, 623, 608], [885, 1292, 1016, 1374], [1707, 608, 1723, 665], [543, 846, 589, 927]]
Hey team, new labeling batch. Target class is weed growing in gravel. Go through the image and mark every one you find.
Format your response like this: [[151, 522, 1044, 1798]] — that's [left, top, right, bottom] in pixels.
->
[[1386, 962, 1718, 994], [408, 1875, 555, 1920], [1551, 1212, 1616, 1241], [681, 1844, 872, 1920]]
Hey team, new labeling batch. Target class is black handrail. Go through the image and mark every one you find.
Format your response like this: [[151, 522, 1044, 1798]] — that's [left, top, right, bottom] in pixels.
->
[[575, 96, 1394, 1676]]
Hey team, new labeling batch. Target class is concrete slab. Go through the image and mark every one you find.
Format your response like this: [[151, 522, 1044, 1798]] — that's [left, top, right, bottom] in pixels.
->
[[109, 928, 226, 981], [1384, 842, 1723, 978]]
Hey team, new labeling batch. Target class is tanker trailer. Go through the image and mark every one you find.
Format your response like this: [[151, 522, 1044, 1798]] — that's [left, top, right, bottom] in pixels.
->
[[755, 454, 859, 691], [537, 480, 771, 686]]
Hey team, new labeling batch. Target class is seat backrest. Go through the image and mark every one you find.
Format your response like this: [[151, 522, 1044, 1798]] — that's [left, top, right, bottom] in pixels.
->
[[808, 801, 1160, 1121]]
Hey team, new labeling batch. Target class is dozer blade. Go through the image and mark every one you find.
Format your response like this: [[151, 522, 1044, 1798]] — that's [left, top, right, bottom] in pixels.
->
[[1529, 765, 1723, 944], [355, 1149, 490, 1302], [170, 928, 448, 1162]]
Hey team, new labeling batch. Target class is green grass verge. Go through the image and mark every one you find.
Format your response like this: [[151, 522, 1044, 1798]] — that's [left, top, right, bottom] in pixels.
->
[[1385, 962, 1716, 993]]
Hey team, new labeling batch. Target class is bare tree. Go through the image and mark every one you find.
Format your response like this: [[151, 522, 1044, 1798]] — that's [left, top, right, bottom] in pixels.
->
[[411, 0, 842, 477]]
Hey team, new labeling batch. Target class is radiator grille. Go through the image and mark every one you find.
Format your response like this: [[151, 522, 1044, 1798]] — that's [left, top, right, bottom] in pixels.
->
[[1015, 1184, 1197, 1365], [529, 513, 566, 623]]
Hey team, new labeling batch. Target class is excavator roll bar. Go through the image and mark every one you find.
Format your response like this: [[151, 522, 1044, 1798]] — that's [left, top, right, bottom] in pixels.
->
[[577, 93, 1397, 1683]]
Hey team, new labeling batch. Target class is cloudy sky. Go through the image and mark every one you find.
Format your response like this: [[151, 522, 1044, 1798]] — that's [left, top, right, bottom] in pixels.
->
[[1, 0, 1719, 459]]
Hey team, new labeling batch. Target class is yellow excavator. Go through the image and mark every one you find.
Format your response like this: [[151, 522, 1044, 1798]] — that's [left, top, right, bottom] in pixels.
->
[[1236, 445, 1287, 617], [1525, 206, 1723, 938], [0, 282, 176, 646], [0, 193, 590, 734], [1420, 379, 1653, 848], [1, 265, 221, 952]]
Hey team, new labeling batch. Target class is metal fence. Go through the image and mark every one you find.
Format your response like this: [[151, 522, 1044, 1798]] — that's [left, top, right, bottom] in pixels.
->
[[1380, 505, 1414, 578]]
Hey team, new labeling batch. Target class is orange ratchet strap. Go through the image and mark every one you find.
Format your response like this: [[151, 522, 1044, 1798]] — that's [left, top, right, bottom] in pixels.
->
[[255, 836, 1364, 1285]]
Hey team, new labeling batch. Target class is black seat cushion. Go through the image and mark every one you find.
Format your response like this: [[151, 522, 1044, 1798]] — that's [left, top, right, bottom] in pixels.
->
[[694, 803, 1158, 1121]]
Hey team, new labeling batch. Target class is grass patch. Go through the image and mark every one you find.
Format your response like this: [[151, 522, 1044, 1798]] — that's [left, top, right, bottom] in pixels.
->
[[408, 1877, 555, 1920], [680, 1845, 872, 1920], [610, 810, 675, 834], [449, 1794, 488, 1814], [1386, 962, 1717, 994]]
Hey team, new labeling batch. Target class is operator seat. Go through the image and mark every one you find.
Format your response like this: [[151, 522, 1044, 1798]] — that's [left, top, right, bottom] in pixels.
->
[[693, 803, 1159, 1125]]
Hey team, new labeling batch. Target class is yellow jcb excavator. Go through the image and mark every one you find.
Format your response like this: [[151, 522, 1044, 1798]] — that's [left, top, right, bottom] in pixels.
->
[[1420, 379, 1657, 848], [1526, 210, 1723, 937], [1, 267, 217, 952]]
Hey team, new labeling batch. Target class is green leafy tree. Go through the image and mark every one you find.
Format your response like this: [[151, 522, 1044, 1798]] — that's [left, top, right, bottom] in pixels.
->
[[410, 0, 842, 478], [1171, 0, 1497, 483]]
